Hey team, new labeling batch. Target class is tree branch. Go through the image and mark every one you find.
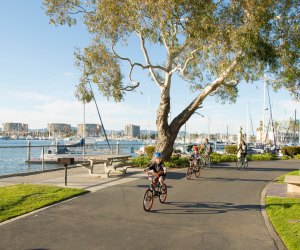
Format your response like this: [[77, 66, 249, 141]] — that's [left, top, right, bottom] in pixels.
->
[[170, 51, 242, 128], [137, 33, 165, 87]]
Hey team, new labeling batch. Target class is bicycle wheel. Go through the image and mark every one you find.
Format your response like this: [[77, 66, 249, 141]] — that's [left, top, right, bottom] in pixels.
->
[[143, 189, 154, 211], [244, 159, 249, 168], [236, 158, 242, 170], [199, 158, 205, 169], [159, 184, 167, 203], [194, 166, 201, 178], [186, 167, 193, 180]]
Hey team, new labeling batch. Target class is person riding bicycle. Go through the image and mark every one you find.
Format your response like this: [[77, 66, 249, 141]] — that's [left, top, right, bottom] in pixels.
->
[[237, 140, 248, 162], [202, 138, 212, 166], [144, 152, 167, 188], [189, 146, 201, 165]]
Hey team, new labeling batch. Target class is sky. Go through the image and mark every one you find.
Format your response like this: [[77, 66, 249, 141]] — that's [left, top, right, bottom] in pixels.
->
[[0, 1, 299, 135]]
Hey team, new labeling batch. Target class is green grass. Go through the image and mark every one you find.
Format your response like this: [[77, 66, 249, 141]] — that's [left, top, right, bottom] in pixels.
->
[[276, 170, 300, 183], [266, 197, 300, 250], [0, 184, 88, 222]]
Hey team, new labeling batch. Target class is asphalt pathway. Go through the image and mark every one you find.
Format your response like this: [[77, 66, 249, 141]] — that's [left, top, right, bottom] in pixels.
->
[[0, 160, 299, 250]]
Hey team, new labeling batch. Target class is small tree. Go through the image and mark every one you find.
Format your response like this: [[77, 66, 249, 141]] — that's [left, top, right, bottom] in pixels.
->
[[44, 0, 299, 160]]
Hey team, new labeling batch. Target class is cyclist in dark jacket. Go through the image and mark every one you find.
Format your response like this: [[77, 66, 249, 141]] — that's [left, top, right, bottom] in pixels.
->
[[237, 140, 248, 161], [144, 152, 167, 187]]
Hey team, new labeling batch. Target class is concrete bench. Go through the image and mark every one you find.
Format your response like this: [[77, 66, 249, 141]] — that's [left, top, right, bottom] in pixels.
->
[[104, 157, 133, 178], [284, 175, 300, 194]]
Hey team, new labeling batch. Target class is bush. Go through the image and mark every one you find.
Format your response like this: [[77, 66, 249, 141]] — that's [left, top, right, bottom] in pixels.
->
[[144, 145, 156, 157], [248, 153, 278, 161], [281, 146, 300, 156], [224, 145, 237, 154], [165, 156, 189, 168], [210, 153, 237, 164], [294, 154, 300, 159], [281, 155, 292, 160], [130, 156, 151, 167]]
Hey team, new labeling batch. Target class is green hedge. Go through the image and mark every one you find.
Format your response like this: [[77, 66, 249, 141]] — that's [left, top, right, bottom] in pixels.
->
[[224, 145, 237, 154], [211, 153, 237, 164], [130, 156, 151, 167], [248, 153, 278, 161], [294, 154, 300, 160], [281, 146, 300, 156]]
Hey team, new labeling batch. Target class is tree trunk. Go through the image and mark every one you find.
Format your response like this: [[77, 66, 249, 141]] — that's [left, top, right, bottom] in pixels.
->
[[155, 85, 187, 161]]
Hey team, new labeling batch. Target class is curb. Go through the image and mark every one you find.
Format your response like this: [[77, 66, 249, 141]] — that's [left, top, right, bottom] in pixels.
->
[[260, 182, 286, 250]]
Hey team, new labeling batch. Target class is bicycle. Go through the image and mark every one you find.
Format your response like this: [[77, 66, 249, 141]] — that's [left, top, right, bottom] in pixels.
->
[[143, 171, 167, 212], [200, 153, 211, 168], [186, 159, 201, 180], [236, 155, 248, 169]]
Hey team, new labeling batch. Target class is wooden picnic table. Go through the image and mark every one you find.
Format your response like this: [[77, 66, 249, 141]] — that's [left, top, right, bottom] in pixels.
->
[[82, 155, 132, 177]]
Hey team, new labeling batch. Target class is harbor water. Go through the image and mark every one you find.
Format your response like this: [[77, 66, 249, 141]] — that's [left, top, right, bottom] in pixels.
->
[[0, 139, 145, 176]]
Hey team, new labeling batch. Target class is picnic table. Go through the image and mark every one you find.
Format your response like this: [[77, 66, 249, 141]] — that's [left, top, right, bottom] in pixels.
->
[[82, 155, 132, 178]]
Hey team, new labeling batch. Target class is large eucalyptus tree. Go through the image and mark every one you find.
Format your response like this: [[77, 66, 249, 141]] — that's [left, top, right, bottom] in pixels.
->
[[44, 0, 299, 160]]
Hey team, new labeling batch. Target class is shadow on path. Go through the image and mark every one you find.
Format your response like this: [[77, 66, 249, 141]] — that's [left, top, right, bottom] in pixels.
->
[[149, 201, 260, 215]]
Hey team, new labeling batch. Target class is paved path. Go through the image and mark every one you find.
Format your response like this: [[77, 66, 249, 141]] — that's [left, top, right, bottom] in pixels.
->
[[0, 160, 299, 250]]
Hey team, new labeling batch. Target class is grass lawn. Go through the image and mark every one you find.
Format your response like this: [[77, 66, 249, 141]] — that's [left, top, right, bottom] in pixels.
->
[[0, 184, 88, 222], [266, 197, 300, 250], [276, 170, 300, 183]]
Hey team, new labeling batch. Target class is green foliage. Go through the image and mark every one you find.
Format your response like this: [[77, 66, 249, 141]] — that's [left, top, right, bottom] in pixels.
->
[[44, 0, 300, 104], [248, 153, 278, 161], [0, 184, 87, 222], [281, 155, 292, 160], [165, 156, 189, 168], [210, 153, 237, 164], [266, 197, 300, 250], [281, 146, 300, 157], [144, 146, 156, 158], [129, 156, 151, 167], [294, 154, 300, 160], [224, 145, 238, 154]]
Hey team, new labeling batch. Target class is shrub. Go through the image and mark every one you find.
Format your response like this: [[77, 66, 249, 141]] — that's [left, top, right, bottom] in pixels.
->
[[165, 156, 189, 168], [144, 145, 156, 157], [224, 145, 237, 154], [130, 156, 151, 167], [294, 154, 300, 159], [249, 153, 278, 161], [210, 153, 237, 164], [281, 155, 292, 160], [281, 146, 300, 156]]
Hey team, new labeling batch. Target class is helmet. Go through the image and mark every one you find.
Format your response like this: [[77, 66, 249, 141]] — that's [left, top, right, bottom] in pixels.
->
[[193, 146, 199, 151], [153, 152, 162, 158]]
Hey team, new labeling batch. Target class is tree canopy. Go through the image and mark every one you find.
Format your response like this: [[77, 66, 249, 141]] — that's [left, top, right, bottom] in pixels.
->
[[44, 0, 299, 158]]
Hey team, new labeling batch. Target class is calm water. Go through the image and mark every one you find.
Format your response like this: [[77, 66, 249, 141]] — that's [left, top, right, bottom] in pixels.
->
[[0, 139, 145, 176]]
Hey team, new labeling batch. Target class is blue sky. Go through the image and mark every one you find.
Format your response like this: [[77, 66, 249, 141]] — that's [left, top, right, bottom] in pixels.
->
[[0, 1, 299, 134]]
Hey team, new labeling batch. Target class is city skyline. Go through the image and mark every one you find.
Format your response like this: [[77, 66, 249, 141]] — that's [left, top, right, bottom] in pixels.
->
[[0, 2, 299, 135]]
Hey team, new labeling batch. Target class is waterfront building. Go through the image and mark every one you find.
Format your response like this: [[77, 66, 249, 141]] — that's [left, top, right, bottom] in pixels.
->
[[77, 124, 102, 137], [125, 124, 140, 138], [47, 123, 71, 137], [2, 123, 28, 136]]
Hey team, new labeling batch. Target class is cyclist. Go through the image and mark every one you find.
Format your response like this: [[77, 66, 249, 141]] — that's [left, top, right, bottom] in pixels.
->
[[144, 152, 167, 188], [202, 138, 212, 166], [237, 140, 248, 162], [189, 146, 201, 164]]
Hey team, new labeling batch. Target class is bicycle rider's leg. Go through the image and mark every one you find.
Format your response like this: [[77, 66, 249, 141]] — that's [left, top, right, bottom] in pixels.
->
[[152, 176, 159, 190], [159, 176, 165, 186]]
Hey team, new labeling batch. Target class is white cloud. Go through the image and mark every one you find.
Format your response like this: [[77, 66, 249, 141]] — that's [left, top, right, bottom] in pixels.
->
[[7, 91, 53, 102]]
